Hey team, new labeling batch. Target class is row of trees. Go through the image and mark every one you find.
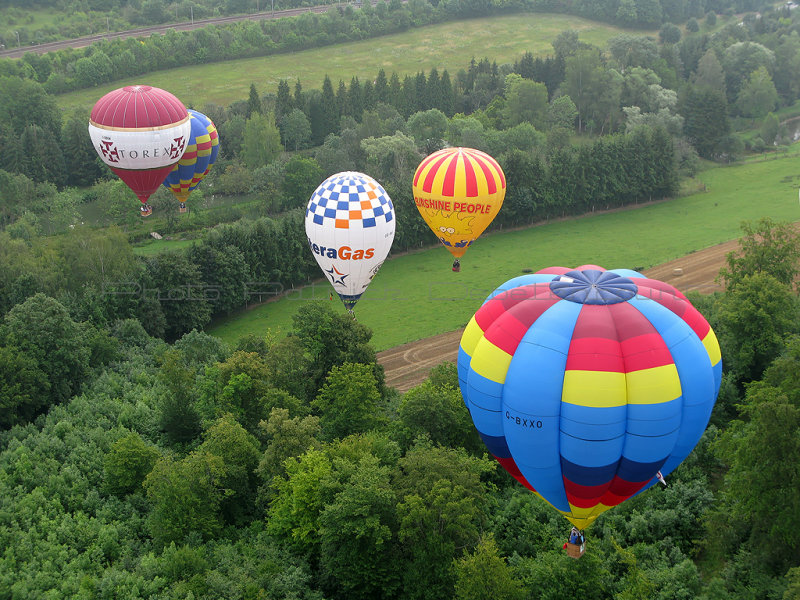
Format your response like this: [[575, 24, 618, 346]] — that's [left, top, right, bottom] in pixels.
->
[[4, 4, 800, 218], [0, 120, 678, 345], [1, 0, 786, 93], [1, 218, 799, 598]]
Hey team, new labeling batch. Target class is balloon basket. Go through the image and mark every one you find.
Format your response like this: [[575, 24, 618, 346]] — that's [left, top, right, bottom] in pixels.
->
[[179, 206, 188, 214], [566, 542, 585, 559], [140, 206, 152, 217]]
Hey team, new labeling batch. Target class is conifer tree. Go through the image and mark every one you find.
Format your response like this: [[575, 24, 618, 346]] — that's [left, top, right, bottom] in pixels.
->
[[320, 75, 339, 139], [374, 68, 389, 104], [348, 77, 364, 121], [275, 79, 293, 121], [247, 83, 262, 117]]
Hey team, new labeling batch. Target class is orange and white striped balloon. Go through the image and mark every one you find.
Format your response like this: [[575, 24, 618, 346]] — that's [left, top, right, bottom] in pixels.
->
[[412, 147, 506, 259]]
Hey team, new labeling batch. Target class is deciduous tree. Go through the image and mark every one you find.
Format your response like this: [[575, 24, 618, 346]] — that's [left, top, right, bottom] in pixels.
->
[[313, 363, 384, 441], [103, 431, 160, 496]]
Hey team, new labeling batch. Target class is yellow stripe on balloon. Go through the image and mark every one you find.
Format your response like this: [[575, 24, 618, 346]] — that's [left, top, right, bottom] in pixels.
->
[[460, 315, 485, 357], [463, 153, 485, 197], [470, 339, 513, 384], [427, 154, 450, 198], [626, 364, 681, 405], [702, 328, 722, 366], [451, 153, 467, 199], [562, 370, 627, 408], [563, 503, 611, 529]]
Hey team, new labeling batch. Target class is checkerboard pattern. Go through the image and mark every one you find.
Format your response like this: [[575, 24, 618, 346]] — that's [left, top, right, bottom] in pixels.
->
[[307, 172, 394, 229]]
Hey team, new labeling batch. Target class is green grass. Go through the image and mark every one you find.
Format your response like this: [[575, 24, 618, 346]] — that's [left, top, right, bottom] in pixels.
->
[[132, 238, 198, 255], [1, 8, 62, 42], [55, 13, 651, 111], [207, 150, 800, 351]]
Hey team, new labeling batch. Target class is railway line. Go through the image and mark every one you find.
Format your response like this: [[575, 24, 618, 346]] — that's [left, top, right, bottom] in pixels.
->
[[0, 3, 351, 59]]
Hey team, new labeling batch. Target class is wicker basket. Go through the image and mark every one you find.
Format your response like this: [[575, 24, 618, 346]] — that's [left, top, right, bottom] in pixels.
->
[[566, 542, 585, 559]]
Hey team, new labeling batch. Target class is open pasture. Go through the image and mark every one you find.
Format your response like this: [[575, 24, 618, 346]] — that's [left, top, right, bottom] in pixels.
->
[[55, 13, 651, 111], [208, 151, 800, 351]]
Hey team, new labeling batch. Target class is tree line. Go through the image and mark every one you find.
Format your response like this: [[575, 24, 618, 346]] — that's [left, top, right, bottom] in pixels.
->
[[0, 218, 799, 598], [1, 0, 780, 92], [0, 118, 677, 345]]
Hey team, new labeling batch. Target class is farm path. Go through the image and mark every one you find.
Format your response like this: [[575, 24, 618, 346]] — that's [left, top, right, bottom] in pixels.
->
[[378, 238, 738, 392]]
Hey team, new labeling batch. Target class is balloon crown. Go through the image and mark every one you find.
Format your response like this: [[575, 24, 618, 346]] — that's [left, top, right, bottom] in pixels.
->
[[549, 269, 638, 305]]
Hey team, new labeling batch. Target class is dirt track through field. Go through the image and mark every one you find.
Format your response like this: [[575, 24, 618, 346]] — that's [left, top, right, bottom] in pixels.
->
[[378, 239, 738, 392]]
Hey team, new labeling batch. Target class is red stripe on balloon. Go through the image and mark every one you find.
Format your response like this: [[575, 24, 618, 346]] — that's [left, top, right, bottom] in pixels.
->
[[638, 285, 711, 340], [496, 456, 536, 492], [563, 477, 609, 508], [421, 152, 452, 194], [475, 285, 541, 333], [441, 152, 459, 197], [564, 475, 648, 508], [620, 332, 675, 372], [485, 293, 562, 356], [463, 152, 479, 197], [472, 151, 498, 195], [414, 149, 448, 187], [635, 277, 688, 301], [565, 336, 625, 372], [604, 475, 650, 499]]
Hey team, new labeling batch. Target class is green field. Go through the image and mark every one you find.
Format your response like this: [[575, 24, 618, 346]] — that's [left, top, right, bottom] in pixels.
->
[[207, 151, 800, 351], [55, 13, 652, 111], [132, 238, 198, 255]]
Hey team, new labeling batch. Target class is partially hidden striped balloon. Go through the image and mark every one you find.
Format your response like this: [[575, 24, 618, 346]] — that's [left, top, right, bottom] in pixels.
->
[[458, 266, 722, 529], [412, 147, 505, 260], [162, 110, 220, 208]]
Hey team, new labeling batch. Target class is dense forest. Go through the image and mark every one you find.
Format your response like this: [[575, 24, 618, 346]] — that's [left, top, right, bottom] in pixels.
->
[[1, 218, 799, 598], [1, 0, 800, 597]]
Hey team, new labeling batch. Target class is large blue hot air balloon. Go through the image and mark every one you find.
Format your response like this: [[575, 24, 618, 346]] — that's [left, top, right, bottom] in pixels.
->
[[458, 265, 722, 530]]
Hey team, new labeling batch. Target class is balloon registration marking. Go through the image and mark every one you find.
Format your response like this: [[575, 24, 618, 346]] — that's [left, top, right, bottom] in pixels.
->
[[458, 266, 722, 529]]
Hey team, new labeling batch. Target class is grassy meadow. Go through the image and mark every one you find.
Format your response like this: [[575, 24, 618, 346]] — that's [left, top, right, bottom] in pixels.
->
[[54, 13, 653, 111], [207, 151, 800, 351]]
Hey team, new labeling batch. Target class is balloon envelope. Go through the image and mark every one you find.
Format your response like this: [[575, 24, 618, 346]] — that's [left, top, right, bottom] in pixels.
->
[[412, 147, 505, 259], [458, 266, 722, 529], [162, 109, 220, 205], [88, 85, 190, 205], [305, 172, 395, 310]]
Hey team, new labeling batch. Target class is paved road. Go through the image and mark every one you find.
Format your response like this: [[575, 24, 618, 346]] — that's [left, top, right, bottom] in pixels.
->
[[0, 4, 348, 59]]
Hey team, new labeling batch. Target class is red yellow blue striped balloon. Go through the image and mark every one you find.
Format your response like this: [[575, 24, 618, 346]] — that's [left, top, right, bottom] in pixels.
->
[[162, 109, 219, 210], [458, 266, 722, 529], [412, 147, 505, 260]]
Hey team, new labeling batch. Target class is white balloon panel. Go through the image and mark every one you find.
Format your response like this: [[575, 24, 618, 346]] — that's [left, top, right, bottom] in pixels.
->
[[305, 172, 395, 307], [88, 119, 191, 170]]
